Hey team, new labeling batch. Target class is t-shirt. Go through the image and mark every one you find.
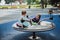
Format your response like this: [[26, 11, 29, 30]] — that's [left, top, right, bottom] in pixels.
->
[[32, 17, 40, 23], [18, 15, 30, 27]]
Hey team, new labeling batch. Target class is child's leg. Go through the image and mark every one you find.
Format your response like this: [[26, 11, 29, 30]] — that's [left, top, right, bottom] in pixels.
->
[[38, 22, 40, 25], [23, 25, 27, 28], [16, 23, 23, 28]]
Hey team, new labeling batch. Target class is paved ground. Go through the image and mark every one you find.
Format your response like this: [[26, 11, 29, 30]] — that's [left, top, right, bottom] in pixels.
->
[[0, 8, 48, 24], [0, 8, 60, 24], [0, 15, 60, 40]]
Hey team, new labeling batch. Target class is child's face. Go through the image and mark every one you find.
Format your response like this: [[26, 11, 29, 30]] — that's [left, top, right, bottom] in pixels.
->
[[36, 15, 39, 19]]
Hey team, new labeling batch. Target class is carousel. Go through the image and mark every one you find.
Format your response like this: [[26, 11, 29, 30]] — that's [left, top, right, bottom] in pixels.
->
[[12, 19, 55, 40], [12, 10, 55, 40]]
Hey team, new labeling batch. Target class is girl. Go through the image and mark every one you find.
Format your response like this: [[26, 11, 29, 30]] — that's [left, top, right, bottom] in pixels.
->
[[32, 14, 41, 25], [17, 10, 31, 28]]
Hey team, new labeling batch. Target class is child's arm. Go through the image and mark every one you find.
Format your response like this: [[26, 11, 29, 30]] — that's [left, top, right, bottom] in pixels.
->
[[38, 17, 49, 23], [41, 18, 49, 21], [21, 18, 25, 23], [24, 15, 31, 22]]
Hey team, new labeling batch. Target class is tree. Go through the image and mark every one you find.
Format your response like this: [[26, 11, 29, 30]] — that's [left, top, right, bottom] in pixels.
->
[[49, 0, 60, 6], [5, 0, 16, 4], [0, 0, 1, 2], [27, 0, 31, 5], [32, 0, 36, 3], [35, 0, 40, 4]]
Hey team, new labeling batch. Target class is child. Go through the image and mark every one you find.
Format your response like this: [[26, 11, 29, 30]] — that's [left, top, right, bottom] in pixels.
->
[[17, 10, 31, 28], [32, 14, 41, 25], [48, 10, 53, 20], [32, 14, 51, 25]]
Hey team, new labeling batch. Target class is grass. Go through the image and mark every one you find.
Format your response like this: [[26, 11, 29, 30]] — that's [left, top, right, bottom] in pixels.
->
[[0, 4, 41, 9]]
